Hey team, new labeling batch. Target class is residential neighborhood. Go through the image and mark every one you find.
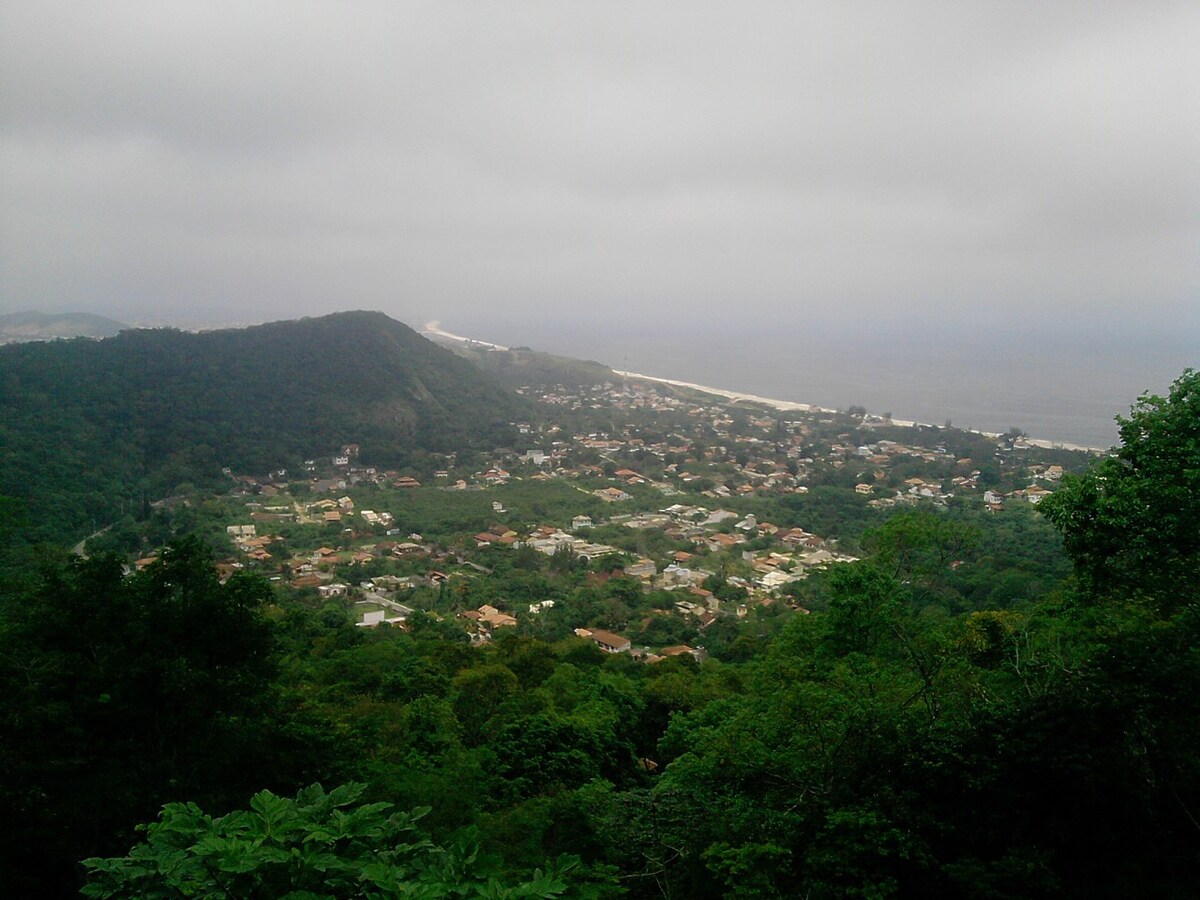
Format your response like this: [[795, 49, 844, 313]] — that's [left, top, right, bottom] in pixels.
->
[[125, 373, 1093, 663]]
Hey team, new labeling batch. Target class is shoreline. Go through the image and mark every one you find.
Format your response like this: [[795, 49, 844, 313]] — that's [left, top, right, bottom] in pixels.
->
[[423, 323, 1107, 454], [616, 370, 1103, 453], [423, 320, 508, 352]]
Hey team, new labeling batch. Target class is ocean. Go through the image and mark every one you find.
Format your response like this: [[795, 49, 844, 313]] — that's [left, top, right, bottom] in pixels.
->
[[444, 318, 1195, 451]]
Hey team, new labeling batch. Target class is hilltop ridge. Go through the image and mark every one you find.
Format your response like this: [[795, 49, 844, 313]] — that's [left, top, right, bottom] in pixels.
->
[[0, 310, 128, 343], [0, 311, 529, 547]]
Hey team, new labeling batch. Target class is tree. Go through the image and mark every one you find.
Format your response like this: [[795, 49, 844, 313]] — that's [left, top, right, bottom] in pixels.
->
[[822, 563, 906, 657], [860, 510, 979, 605], [452, 664, 519, 744], [0, 538, 323, 895], [1040, 369, 1199, 608], [82, 782, 578, 898]]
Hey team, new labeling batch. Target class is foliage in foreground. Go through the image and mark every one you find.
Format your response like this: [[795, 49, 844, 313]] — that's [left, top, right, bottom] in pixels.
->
[[82, 782, 580, 899]]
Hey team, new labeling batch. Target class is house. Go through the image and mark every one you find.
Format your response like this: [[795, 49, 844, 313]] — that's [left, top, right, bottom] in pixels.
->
[[392, 542, 427, 557], [594, 487, 632, 502], [661, 564, 710, 587], [573, 542, 619, 562], [586, 629, 632, 654], [705, 532, 744, 553], [659, 645, 705, 662], [795, 549, 835, 567], [571, 515, 594, 530], [1024, 485, 1052, 504], [356, 609, 407, 628], [475, 528, 518, 547], [317, 583, 348, 598], [760, 569, 800, 590], [624, 558, 658, 579], [477, 604, 518, 629], [778, 528, 812, 546]]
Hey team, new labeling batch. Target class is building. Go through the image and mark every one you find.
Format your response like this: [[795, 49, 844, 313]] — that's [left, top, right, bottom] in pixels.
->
[[576, 628, 631, 653]]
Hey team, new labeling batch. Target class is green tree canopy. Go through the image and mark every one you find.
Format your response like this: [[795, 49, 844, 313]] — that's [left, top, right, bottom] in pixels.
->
[[1041, 368, 1199, 608], [0, 538, 326, 895]]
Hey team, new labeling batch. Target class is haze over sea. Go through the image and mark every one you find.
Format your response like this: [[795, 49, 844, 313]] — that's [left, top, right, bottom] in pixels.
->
[[447, 318, 1195, 451]]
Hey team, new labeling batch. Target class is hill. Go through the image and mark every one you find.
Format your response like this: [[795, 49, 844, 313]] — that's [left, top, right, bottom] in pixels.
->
[[0, 310, 128, 343], [0, 311, 528, 547], [447, 343, 618, 390]]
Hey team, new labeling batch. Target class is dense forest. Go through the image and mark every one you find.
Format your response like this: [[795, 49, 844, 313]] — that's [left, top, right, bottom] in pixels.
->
[[448, 342, 620, 391], [1, 360, 1197, 896], [0, 312, 528, 549]]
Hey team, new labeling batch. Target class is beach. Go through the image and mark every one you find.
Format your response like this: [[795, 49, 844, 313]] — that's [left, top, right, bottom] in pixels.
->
[[615, 369, 1101, 453], [423, 320, 509, 352], [426, 322, 1108, 454]]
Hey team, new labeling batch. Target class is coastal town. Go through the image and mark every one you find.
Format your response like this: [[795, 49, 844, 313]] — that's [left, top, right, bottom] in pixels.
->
[[116, 371, 1091, 661]]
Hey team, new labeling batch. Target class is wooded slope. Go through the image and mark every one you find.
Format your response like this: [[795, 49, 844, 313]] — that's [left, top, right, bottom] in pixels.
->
[[0, 311, 527, 545]]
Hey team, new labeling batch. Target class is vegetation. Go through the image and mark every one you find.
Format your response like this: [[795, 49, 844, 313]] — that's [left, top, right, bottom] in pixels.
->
[[82, 783, 580, 899], [0, 311, 529, 550], [2, 327, 1196, 899], [449, 344, 619, 392]]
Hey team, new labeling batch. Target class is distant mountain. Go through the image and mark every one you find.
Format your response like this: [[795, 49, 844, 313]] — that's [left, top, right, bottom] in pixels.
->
[[0, 311, 529, 546], [0, 310, 128, 343]]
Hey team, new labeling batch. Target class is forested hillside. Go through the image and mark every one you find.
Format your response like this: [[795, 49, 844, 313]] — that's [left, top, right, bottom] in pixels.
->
[[449, 343, 620, 391], [0, 312, 528, 548], [1, 365, 1196, 897]]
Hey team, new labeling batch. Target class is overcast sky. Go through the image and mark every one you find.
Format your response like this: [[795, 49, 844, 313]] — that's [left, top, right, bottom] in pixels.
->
[[1, 1, 1197, 342]]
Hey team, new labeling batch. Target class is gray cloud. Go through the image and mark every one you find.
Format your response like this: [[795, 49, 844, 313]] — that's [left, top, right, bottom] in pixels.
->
[[1, 1, 1197, 338]]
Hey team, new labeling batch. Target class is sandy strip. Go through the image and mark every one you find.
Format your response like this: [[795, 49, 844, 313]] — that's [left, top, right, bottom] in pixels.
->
[[422, 320, 508, 351], [616, 370, 1102, 451], [422, 323, 1104, 453], [615, 370, 830, 414]]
